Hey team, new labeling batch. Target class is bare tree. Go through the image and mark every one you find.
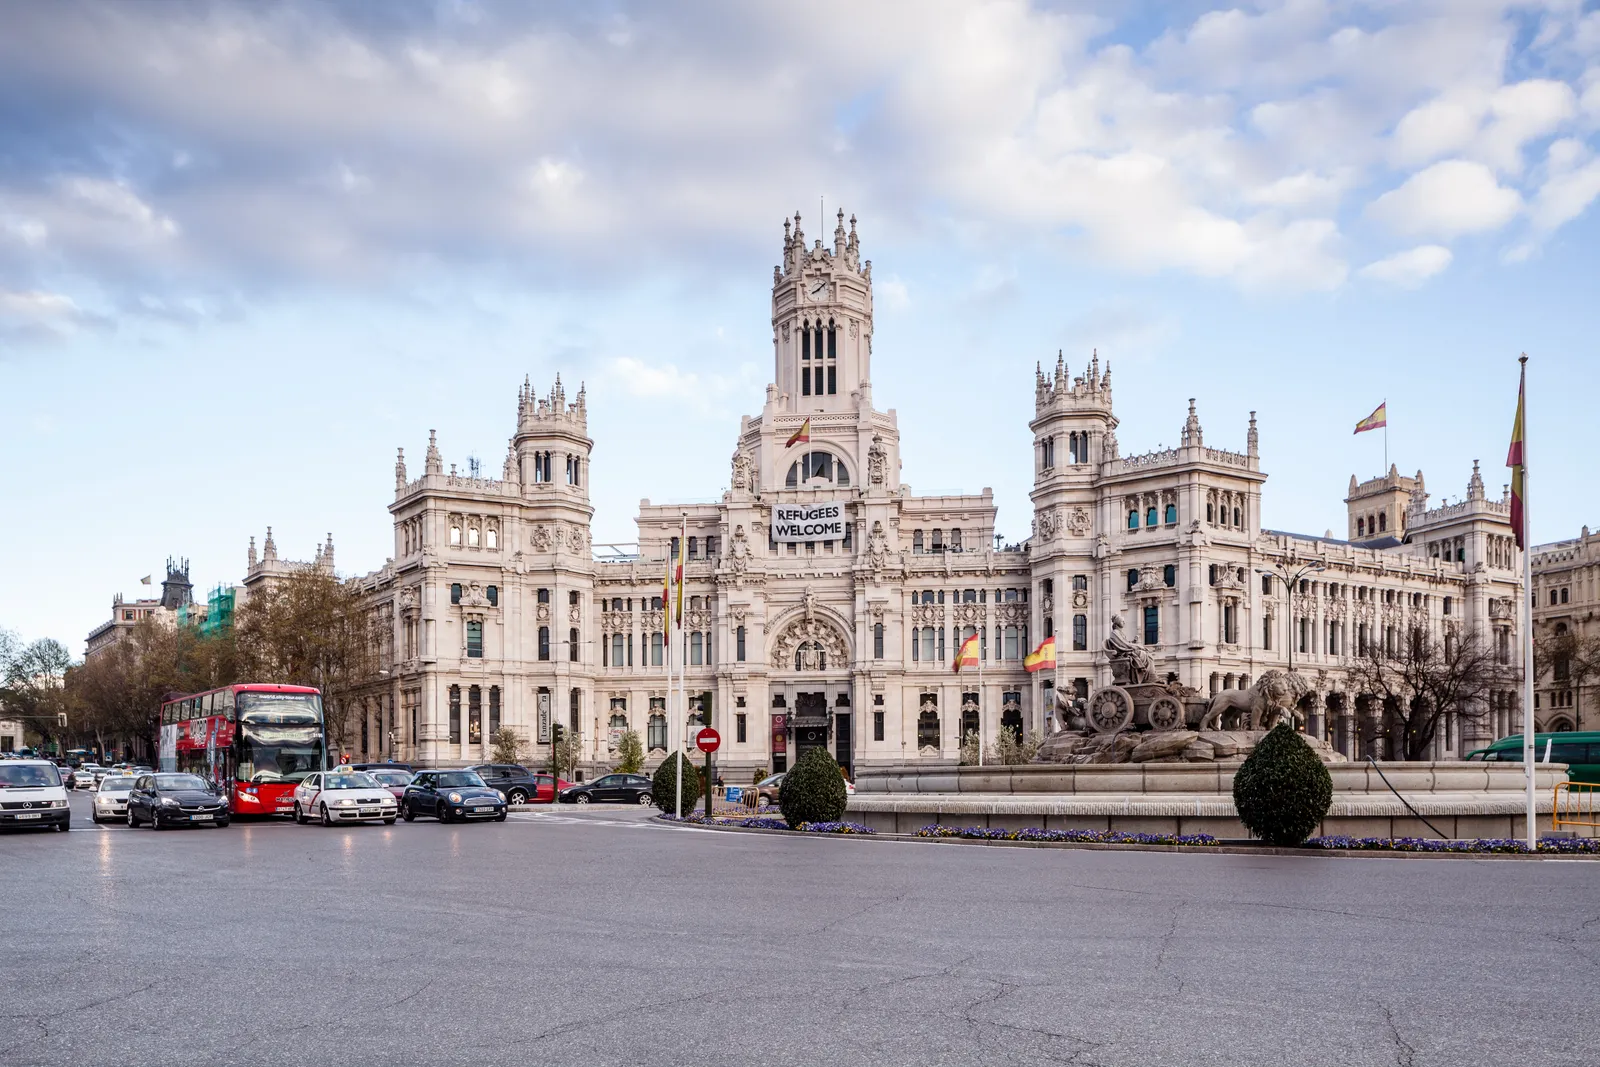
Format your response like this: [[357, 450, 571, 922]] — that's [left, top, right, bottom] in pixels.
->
[[1345, 627, 1504, 760], [1534, 623, 1600, 727], [234, 571, 378, 754], [3, 637, 73, 754]]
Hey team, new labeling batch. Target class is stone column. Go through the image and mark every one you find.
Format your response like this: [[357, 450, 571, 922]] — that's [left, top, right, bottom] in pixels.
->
[[1306, 692, 1324, 741]]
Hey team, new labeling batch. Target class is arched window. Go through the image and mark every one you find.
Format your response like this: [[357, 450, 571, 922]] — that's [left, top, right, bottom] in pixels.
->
[[795, 641, 826, 671], [949, 528, 963, 552], [609, 712, 628, 730], [784, 450, 849, 488], [1146, 507, 1158, 527], [468, 526, 480, 547], [1164, 504, 1177, 525], [930, 529, 943, 553], [1128, 510, 1139, 530], [913, 530, 925, 553], [647, 713, 667, 751], [1378, 512, 1387, 532], [1357, 517, 1365, 537], [1233, 507, 1242, 527], [1206, 503, 1215, 523], [917, 709, 940, 749], [450, 524, 462, 546], [486, 527, 497, 549]]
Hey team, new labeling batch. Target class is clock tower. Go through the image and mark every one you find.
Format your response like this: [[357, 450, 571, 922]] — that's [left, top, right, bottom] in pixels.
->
[[771, 209, 873, 415]]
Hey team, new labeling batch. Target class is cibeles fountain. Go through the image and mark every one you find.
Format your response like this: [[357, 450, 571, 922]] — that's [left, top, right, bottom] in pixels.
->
[[848, 613, 1558, 839], [1032, 614, 1346, 767]]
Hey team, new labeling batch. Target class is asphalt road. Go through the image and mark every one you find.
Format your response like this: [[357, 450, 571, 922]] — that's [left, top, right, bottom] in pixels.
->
[[1, 793, 1595, 1067]]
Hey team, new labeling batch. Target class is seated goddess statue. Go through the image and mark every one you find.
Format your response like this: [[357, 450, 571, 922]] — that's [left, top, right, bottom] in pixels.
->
[[1104, 614, 1154, 685]]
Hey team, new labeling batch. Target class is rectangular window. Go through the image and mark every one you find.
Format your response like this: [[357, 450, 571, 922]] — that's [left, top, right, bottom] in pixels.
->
[[569, 628, 579, 662], [1073, 614, 1087, 651], [1143, 606, 1159, 646], [468, 686, 482, 745], [1004, 626, 1019, 661], [922, 627, 936, 662], [651, 631, 664, 666], [1163, 565, 1176, 587], [448, 686, 461, 744], [873, 623, 884, 659], [451, 583, 462, 605], [1263, 616, 1272, 651], [690, 632, 703, 665], [489, 686, 500, 740], [611, 633, 624, 667], [466, 620, 484, 659], [736, 625, 747, 662], [538, 626, 550, 661], [538, 588, 550, 604], [873, 710, 885, 741], [486, 585, 498, 607], [736, 713, 747, 744]]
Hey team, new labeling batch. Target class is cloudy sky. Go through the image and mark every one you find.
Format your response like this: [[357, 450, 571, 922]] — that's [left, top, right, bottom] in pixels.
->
[[3, 0, 1598, 649]]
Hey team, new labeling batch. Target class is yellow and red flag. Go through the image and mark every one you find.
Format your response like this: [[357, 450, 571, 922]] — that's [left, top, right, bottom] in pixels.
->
[[952, 632, 980, 673], [662, 549, 673, 641], [785, 418, 811, 448], [1507, 359, 1526, 548], [1353, 402, 1387, 435], [673, 530, 685, 626], [1023, 635, 1056, 673]]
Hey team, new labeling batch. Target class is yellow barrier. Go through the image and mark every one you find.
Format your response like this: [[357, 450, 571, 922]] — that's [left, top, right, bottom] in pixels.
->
[[1552, 781, 1600, 831]]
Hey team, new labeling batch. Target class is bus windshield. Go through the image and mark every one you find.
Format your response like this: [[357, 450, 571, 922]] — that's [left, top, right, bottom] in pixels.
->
[[237, 691, 322, 724], [236, 722, 325, 784]]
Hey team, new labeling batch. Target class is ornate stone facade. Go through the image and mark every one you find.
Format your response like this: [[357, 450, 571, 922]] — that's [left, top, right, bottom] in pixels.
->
[[1532, 527, 1599, 732], [335, 211, 1526, 774]]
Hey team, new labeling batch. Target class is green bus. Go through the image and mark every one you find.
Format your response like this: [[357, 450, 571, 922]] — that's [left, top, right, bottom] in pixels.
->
[[1465, 732, 1600, 786]]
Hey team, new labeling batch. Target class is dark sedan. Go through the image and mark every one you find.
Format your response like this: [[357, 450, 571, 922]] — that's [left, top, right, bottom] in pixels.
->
[[126, 773, 231, 830], [557, 773, 655, 805], [401, 770, 507, 823]]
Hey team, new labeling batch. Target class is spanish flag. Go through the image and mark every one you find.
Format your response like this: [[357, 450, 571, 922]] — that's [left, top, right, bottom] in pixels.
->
[[673, 532, 685, 625], [1353, 402, 1386, 435], [662, 551, 674, 641], [1023, 635, 1056, 673], [952, 632, 980, 673], [1506, 358, 1526, 549], [785, 418, 811, 448]]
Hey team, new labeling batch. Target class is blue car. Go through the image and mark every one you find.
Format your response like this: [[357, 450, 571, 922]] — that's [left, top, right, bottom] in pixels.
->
[[401, 770, 507, 823]]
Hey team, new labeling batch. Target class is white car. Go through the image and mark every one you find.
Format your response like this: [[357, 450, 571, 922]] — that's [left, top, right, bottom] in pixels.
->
[[92, 775, 137, 824], [292, 770, 399, 826], [73, 767, 99, 791], [0, 759, 72, 832]]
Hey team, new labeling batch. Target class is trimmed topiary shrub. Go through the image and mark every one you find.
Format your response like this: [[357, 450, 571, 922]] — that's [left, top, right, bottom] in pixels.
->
[[778, 747, 849, 829], [1232, 723, 1333, 846], [652, 752, 702, 816]]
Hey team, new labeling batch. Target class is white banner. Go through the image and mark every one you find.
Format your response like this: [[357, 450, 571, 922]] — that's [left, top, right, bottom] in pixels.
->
[[772, 501, 846, 542]]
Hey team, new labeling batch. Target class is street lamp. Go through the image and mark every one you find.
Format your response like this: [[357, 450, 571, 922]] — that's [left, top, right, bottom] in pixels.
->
[[1257, 557, 1326, 676]]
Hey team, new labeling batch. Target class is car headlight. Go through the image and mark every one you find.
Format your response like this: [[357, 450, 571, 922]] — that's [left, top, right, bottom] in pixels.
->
[[448, 792, 462, 804], [160, 797, 178, 807], [53, 799, 70, 808], [336, 798, 356, 807], [497, 791, 507, 802]]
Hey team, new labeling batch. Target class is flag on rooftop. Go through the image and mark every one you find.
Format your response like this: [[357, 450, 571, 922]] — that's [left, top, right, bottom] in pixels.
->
[[1353, 402, 1387, 435]]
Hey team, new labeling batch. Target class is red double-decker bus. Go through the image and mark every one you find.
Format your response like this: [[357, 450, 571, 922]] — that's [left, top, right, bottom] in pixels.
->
[[159, 683, 326, 816]]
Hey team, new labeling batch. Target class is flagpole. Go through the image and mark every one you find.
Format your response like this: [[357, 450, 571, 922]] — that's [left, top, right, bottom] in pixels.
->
[[978, 627, 985, 767], [1383, 398, 1388, 471], [1518, 357, 1535, 849]]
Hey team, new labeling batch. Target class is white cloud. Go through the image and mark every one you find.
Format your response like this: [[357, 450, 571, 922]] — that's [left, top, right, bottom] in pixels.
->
[[1357, 245, 1452, 288], [1368, 160, 1522, 237], [1530, 138, 1600, 231], [0, 289, 88, 344], [876, 275, 909, 312]]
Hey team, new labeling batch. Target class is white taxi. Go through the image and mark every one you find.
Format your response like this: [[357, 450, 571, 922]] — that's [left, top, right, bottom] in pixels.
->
[[92, 775, 138, 823], [292, 769, 399, 826]]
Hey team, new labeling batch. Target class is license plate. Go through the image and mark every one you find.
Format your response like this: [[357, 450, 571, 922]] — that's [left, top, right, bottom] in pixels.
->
[[190, 814, 213, 821], [360, 809, 378, 816], [16, 813, 41, 820]]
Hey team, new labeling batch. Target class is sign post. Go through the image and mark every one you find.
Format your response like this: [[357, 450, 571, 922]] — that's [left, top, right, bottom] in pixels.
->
[[696, 727, 721, 819]]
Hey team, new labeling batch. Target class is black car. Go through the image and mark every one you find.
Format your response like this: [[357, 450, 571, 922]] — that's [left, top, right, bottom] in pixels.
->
[[466, 764, 555, 805], [401, 770, 507, 823], [558, 773, 655, 805], [126, 772, 231, 830]]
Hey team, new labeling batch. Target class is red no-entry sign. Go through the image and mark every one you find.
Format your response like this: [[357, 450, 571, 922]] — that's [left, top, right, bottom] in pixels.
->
[[696, 727, 721, 753]]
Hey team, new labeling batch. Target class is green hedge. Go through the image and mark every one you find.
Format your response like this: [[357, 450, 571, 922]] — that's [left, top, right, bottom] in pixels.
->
[[652, 751, 702, 816], [1232, 723, 1333, 846], [778, 748, 848, 829]]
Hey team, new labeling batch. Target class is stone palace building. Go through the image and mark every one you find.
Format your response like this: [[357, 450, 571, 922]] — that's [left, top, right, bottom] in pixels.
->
[[309, 211, 1525, 777]]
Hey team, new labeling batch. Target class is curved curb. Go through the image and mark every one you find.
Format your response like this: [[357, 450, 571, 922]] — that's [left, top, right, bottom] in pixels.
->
[[653, 816, 1599, 860]]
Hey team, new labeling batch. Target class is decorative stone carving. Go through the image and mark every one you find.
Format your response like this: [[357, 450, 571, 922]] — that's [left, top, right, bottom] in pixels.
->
[[1066, 507, 1091, 537], [867, 521, 889, 573], [643, 610, 664, 630], [952, 603, 985, 626], [769, 616, 849, 671], [531, 525, 553, 552], [996, 603, 1028, 624], [601, 610, 631, 633], [867, 435, 888, 486], [1071, 589, 1090, 609], [535, 603, 550, 622], [1035, 508, 1060, 539], [730, 525, 750, 585], [398, 586, 418, 613], [731, 452, 755, 492], [461, 582, 489, 608], [912, 604, 944, 625], [729, 604, 749, 625], [569, 603, 582, 624], [1132, 569, 1166, 594], [567, 525, 586, 553]]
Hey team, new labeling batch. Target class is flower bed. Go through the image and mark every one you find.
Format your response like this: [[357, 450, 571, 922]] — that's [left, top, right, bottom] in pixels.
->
[[1307, 835, 1600, 854], [915, 825, 1218, 847], [659, 813, 873, 833]]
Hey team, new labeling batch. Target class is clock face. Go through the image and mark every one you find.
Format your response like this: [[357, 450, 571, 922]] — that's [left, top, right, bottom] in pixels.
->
[[807, 278, 829, 301]]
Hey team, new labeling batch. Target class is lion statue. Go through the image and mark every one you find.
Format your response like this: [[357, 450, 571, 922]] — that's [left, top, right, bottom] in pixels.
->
[[1200, 670, 1311, 731]]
